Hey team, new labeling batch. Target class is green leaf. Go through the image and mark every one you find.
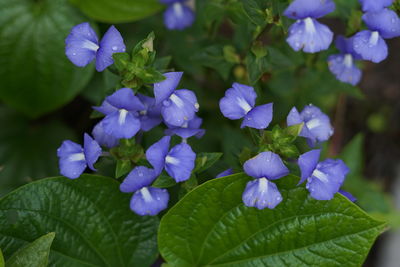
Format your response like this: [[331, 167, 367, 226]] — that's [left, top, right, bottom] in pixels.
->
[[192, 46, 234, 80], [7, 232, 55, 267], [245, 51, 268, 84], [159, 174, 386, 267], [0, 175, 159, 266], [69, 0, 163, 23], [152, 174, 177, 188], [194, 153, 223, 173], [0, 0, 95, 117], [115, 159, 132, 178], [0, 248, 4, 267]]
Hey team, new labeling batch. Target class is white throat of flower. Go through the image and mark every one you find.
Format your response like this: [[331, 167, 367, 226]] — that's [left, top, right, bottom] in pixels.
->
[[306, 118, 320, 130], [304, 17, 316, 34], [173, 2, 184, 17], [236, 97, 252, 114], [169, 93, 184, 108], [82, 40, 99, 51], [165, 155, 180, 165], [118, 109, 128, 125], [312, 169, 329, 183], [258, 178, 269, 193], [369, 31, 379, 47], [69, 153, 85, 162], [140, 187, 153, 203], [343, 54, 353, 68]]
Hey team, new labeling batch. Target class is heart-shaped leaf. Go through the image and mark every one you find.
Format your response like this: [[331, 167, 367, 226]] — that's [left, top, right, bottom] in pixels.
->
[[0, 0, 95, 117], [0, 175, 159, 267], [159, 174, 386, 266]]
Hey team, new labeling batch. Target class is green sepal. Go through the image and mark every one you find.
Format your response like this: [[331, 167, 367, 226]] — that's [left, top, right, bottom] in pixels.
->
[[112, 52, 131, 71], [152, 174, 177, 188], [194, 152, 223, 173], [115, 159, 132, 178]]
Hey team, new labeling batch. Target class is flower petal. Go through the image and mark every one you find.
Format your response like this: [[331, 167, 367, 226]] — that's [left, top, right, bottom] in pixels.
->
[[92, 121, 120, 148], [154, 72, 183, 104], [243, 151, 289, 180], [284, 0, 335, 19], [241, 103, 273, 129], [362, 8, 400, 39], [163, 2, 195, 30], [242, 178, 283, 209], [216, 168, 233, 178], [335, 36, 362, 59], [130, 187, 169, 216], [287, 18, 333, 53], [57, 140, 83, 158], [165, 143, 196, 182], [146, 136, 171, 174], [96, 25, 126, 72], [83, 133, 102, 171], [59, 156, 87, 179], [101, 110, 141, 139], [300, 104, 334, 144], [161, 91, 197, 127], [93, 100, 118, 115], [339, 190, 357, 202], [219, 83, 257, 120], [353, 30, 388, 63], [65, 22, 98, 67], [359, 0, 393, 12], [105, 88, 145, 111], [328, 54, 362, 86], [120, 166, 157, 193], [298, 149, 320, 184]]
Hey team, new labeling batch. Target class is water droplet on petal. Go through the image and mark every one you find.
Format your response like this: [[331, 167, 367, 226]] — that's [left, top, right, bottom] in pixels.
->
[[112, 46, 118, 51], [72, 52, 76, 56], [163, 100, 171, 107]]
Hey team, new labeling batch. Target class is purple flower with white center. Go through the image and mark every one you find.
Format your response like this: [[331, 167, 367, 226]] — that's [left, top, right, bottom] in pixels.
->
[[146, 136, 196, 182], [284, 0, 335, 53], [298, 149, 349, 200], [216, 168, 233, 178], [164, 115, 205, 140], [219, 83, 273, 130], [162, 1, 195, 30], [65, 22, 126, 72], [94, 88, 145, 139], [154, 72, 199, 127], [120, 166, 169, 216], [287, 104, 333, 147], [92, 121, 120, 148], [57, 133, 101, 179], [353, 8, 400, 63], [359, 0, 393, 12], [242, 152, 290, 209], [328, 36, 362, 86], [136, 94, 163, 132]]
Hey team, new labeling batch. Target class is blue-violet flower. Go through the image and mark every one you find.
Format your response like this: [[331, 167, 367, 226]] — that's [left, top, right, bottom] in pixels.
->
[[161, 0, 195, 30]]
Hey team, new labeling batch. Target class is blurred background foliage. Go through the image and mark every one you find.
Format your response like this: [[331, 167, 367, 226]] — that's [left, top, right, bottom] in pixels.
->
[[0, 0, 400, 265]]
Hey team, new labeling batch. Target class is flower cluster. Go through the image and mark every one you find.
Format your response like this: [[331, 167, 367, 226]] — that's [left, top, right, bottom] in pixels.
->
[[219, 83, 353, 209], [159, 0, 195, 30], [284, 0, 400, 86], [60, 23, 203, 216]]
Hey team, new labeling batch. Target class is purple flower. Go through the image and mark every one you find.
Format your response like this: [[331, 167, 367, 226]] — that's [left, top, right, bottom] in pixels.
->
[[57, 133, 102, 179], [242, 152, 289, 209], [287, 104, 333, 147], [328, 36, 362, 85], [65, 23, 126, 72], [339, 189, 357, 202], [154, 72, 199, 127], [145, 136, 196, 182], [284, 0, 335, 53], [359, 0, 393, 12], [94, 88, 145, 139], [298, 149, 349, 200], [137, 94, 163, 132], [216, 168, 233, 178], [353, 8, 400, 63], [219, 83, 273, 129], [163, 1, 195, 30], [120, 166, 169, 215], [92, 121, 120, 148], [164, 115, 205, 140]]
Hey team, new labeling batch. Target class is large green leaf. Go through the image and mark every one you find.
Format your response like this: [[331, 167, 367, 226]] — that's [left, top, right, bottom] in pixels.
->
[[7, 232, 55, 267], [0, 0, 94, 117], [0, 175, 159, 267], [159, 174, 386, 267], [69, 0, 163, 23], [0, 248, 4, 267]]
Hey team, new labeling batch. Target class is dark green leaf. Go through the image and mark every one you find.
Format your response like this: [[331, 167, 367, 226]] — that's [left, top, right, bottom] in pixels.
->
[[245, 51, 268, 84], [194, 152, 223, 173], [152, 174, 177, 188], [192, 46, 234, 80], [0, 248, 4, 267], [113, 53, 131, 71], [0, 0, 95, 117], [0, 175, 159, 266], [159, 174, 386, 266], [69, 0, 163, 23], [7, 232, 55, 267], [115, 159, 132, 178]]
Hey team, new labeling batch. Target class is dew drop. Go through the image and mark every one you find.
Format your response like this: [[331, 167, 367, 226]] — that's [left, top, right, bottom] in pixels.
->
[[162, 100, 171, 107], [112, 46, 118, 51], [138, 172, 143, 177], [72, 52, 76, 56]]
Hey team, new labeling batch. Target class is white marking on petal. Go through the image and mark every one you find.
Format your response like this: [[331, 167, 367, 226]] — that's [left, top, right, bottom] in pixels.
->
[[312, 169, 329, 183], [165, 155, 180, 165], [258, 178, 269, 193], [236, 97, 252, 114], [140, 187, 153, 203], [369, 31, 379, 47], [82, 40, 99, 51], [182, 121, 189, 128], [68, 153, 85, 162], [173, 2, 184, 17], [343, 54, 353, 68], [306, 118, 320, 129], [118, 109, 128, 125], [304, 17, 316, 34], [169, 93, 184, 108]]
